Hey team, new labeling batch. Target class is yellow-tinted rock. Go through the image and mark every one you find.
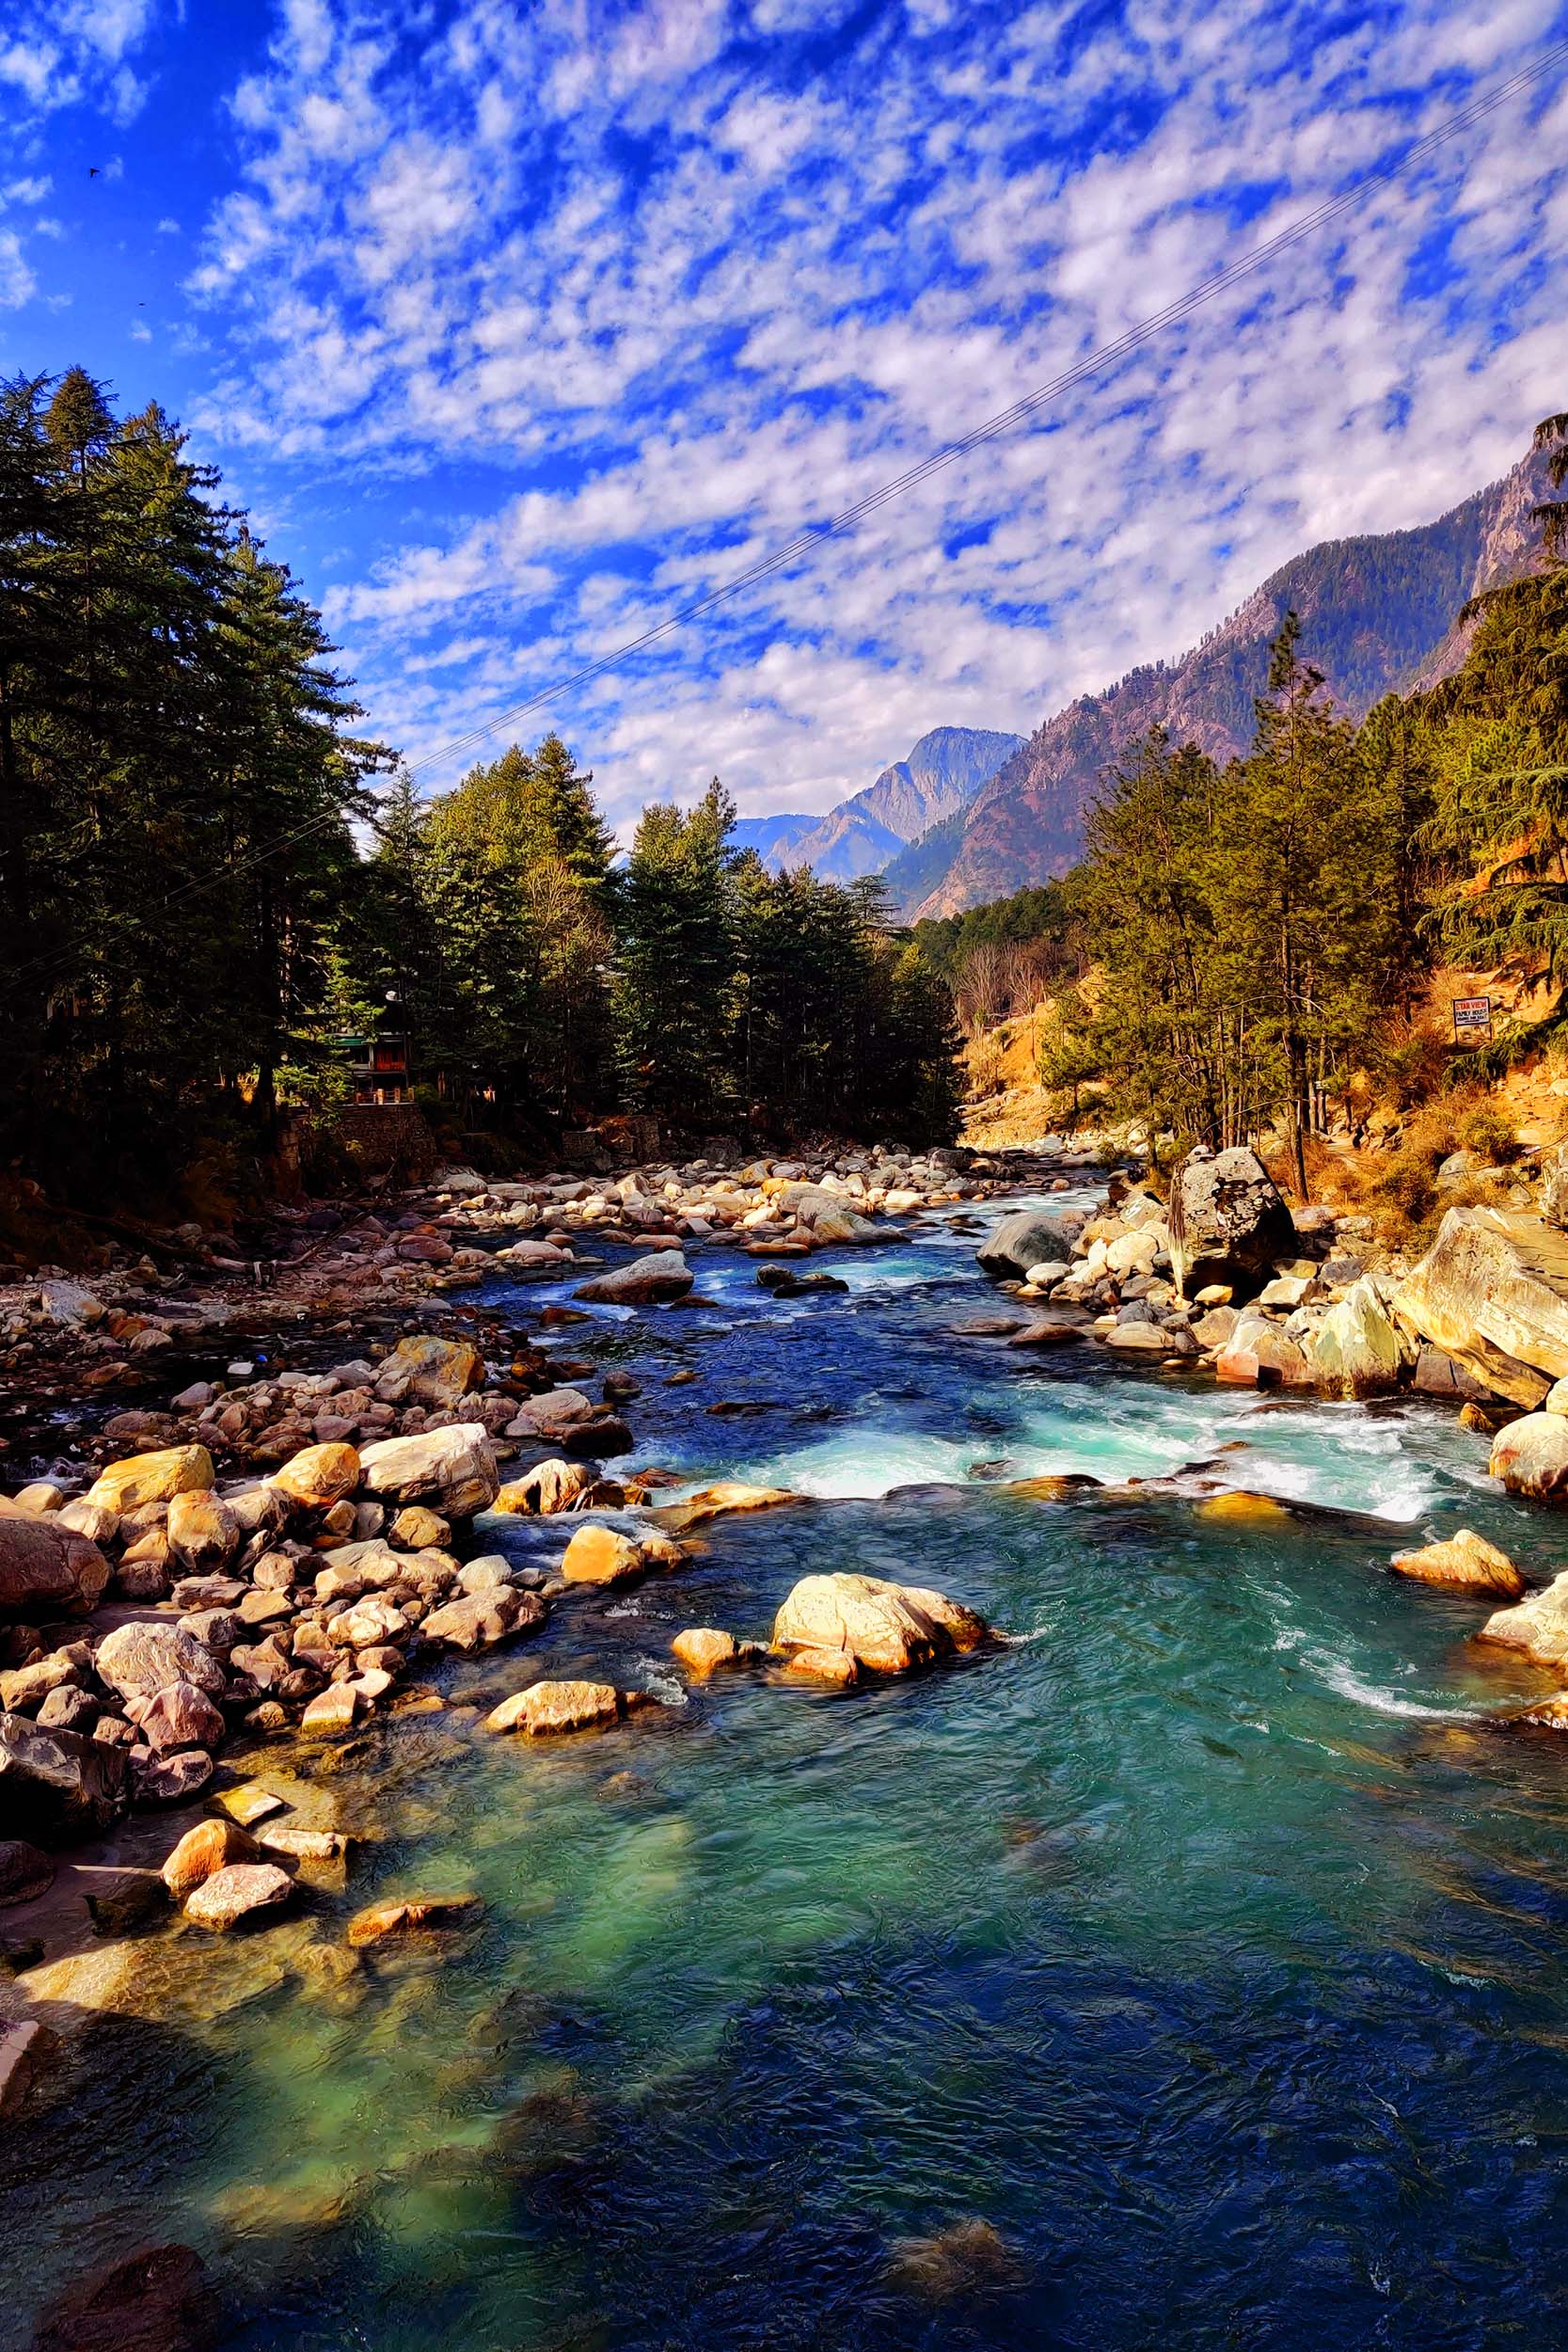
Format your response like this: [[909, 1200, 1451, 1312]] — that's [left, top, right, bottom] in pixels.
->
[[384, 1334, 483, 1406], [487, 1679, 624, 1736], [166, 1487, 239, 1571], [560, 1525, 645, 1585], [161, 1817, 261, 1899], [273, 1442, 362, 1509], [1196, 1489, 1290, 1522], [671, 1629, 738, 1676], [772, 1572, 989, 1677], [346, 1892, 483, 1945], [86, 1443, 214, 1514], [655, 1482, 798, 1534], [1390, 1529, 1524, 1598], [783, 1645, 860, 1688]]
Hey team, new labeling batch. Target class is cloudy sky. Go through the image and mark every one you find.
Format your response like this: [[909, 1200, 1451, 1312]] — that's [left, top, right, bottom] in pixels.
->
[[2, 0, 1566, 830]]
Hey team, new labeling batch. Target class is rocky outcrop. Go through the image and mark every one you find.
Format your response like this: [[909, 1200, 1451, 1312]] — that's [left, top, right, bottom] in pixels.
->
[[1391, 1208, 1568, 1408], [1167, 1148, 1296, 1300], [1213, 1315, 1313, 1389], [0, 1516, 109, 1620], [1310, 1278, 1405, 1397], [1389, 1529, 1525, 1597], [771, 1573, 989, 1680]]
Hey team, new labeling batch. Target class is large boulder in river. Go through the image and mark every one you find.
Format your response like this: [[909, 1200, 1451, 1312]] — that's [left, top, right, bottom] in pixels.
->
[[771, 1573, 989, 1677], [1391, 1208, 1568, 1409], [1167, 1147, 1296, 1301], [0, 1515, 109, 1620], [0, 1713, 128, 1839], [357, 1424, 499, 1518], [1390, 1528, 1525, 1597], [575, 1249, 693, 1305], [1309, 1278, 1405, 1398], [977, 1212, 1076, 1281], [1488, 1414, 1568, 1501]]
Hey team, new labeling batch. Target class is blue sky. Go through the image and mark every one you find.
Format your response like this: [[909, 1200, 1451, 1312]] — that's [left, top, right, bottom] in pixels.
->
[[3, 0, 1566, 832]]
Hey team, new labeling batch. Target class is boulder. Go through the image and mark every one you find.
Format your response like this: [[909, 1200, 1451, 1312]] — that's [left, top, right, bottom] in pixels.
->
[[1213, 1315, 1313, 1389], [0, 1713, 128, 1838], [1167, 1147, 1296, 1301], [85, 1444, 214, 1515], [166, 1489, 239, 1574], [782, 1645, 861, 1688], [1391, 1208, 1568, 1409], [654, 1482, 798, 1534], [161, 1818, 262, 1899], [183, 1862, 293, 1931], [357, 1424, 499, 1518], [272, 1442, 362, 1509], [378, 1334, 484, 1406], [495, 1459, 595, 1515], [1309, 1278, 1405, 1398], [574, 1249, 693, 1305], [485, 1679, 625, 1736], [506, 1387, 597, 1438], [771, 1573, 989, 1677], [0, 1837, 54, 1905], [299, 1685, 359, 1738], [29, 2243, 221, 2352], [134, 1749, 214, 1805], [346, 1892, 483, 1945], [1389, 1529, 1525, 1597], [421, 1587, 543, 1652], [1489, 1414, 1568, 1500], [388, 1504, 450, 1549], [559, 1526, 648, 1586], [1477, 1570, 1568, 1667], [671, 1628, 753, 1677], [0, 1516, 109, 1621], [132, 1681, 226, 1754], [94, 1622, 226, 1703], [977, 1212, 1076, 1281]]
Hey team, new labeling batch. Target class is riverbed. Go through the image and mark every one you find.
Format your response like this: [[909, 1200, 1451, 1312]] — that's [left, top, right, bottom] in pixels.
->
[[8, 1187, 1568, 2349]]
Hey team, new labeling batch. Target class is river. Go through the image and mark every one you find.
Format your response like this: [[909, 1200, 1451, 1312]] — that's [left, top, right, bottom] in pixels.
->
[[8, 1184, 1568, 2349]]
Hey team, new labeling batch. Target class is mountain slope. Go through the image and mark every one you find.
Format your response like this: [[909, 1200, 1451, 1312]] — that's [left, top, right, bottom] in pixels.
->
[[899, 443, 1551, 918], [742, 724, 1024, 883]]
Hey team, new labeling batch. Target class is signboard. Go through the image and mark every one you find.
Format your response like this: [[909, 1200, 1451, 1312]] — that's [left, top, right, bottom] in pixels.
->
[[1451, 994, 1493, 1040]]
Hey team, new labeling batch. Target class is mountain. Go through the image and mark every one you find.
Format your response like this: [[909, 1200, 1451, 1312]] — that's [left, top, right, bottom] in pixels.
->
[[737, 725, 1024, 884], [893, 441, 1553, 918]]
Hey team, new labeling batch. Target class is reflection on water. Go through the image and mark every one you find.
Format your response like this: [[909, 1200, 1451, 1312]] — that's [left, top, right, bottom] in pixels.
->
[[8, 1191, 1568, 2348]]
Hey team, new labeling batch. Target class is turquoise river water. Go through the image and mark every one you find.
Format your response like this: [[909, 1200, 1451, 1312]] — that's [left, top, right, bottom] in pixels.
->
[[9, 1187, 1568, 2348]]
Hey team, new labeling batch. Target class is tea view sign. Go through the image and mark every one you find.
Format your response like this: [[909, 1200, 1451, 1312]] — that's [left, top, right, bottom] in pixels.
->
[[1451, 994, 1493, 1039]]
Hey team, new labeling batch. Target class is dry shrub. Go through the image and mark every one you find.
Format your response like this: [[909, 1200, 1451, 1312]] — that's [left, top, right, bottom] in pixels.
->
[[1370, 1013, 1450, 1111], [1452, 1097, 1520, 1165]]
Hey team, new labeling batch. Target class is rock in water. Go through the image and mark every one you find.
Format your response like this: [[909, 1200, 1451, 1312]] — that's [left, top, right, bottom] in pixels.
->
[[1167, 1147, 1295, 1301], [1489, 1414, 1568, 1500], [0, 1714, 128, 1839], [494, 1459, 595, 1515], [574, 1249, 693, 1305], [29, 2243, 221, 2352], [977, 1212, 1076, 1281], [346, 1893, 483, 1944], [771, 1573, 989, 1677], [485, 1680, 625, 1736], [183, 1862, 293, 1931], [421, 1588, 543, 1651], [672, 1629, 745, 1676], [559, 1526, 648, 1585], [1310, 1278, 1405, 1397], [1477, 1569, 1568, 1666], [356, 1424, 499, 1518], [161, 1818, 261, 1899], [1392, 1207, 1568, 1409], [1389, 1529, 1525, 1597], [0, 1517, 109, 1620]]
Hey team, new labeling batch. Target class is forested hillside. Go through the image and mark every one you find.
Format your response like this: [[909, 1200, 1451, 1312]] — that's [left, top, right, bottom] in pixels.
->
[[0, 368, 959, 1216], [895, 436, 1555, 916]]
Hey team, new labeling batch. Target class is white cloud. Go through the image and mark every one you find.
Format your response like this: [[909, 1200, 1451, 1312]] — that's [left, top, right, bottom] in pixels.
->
[[174, 0, 1568, 834]]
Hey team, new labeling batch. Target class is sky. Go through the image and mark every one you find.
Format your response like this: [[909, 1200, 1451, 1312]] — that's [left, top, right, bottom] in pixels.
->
[[3, 0, 1567, 834]]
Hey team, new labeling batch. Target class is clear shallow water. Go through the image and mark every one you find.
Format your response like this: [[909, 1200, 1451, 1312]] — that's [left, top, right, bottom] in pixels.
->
[[11, 1195, 1568, 2347]]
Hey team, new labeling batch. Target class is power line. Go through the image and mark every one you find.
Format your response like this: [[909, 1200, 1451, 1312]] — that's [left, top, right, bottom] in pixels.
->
[[10, 33, 1568, 1001]]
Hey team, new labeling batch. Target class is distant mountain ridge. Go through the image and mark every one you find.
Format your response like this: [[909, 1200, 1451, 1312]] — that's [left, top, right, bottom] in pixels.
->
[[733, 725, 1023, 883], [887, 439, 1553, 919]]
